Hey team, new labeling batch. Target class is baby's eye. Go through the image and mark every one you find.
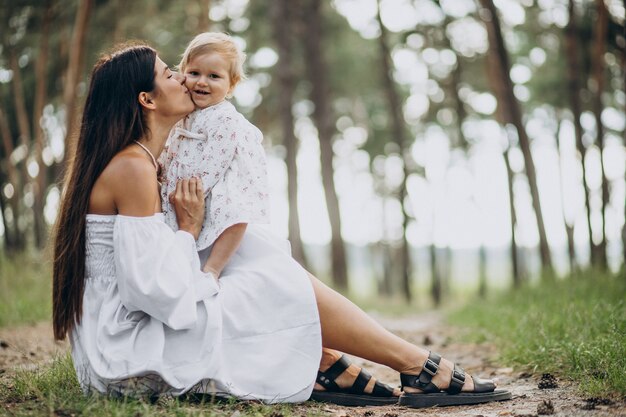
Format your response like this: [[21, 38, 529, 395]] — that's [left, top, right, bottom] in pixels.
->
[[187, 71, 199, 76], [209, 74, 220, 79]]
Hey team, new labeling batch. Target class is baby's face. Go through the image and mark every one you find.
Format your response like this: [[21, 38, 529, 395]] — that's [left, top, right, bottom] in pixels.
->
[[184, 52, 232, 109]]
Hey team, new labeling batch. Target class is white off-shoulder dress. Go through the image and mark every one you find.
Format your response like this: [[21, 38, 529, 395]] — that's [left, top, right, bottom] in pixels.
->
[[71, 213, 322, 401]]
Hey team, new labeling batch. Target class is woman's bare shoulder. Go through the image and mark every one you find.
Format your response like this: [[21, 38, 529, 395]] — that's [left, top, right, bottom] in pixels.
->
[[95, 148, 159, 216]]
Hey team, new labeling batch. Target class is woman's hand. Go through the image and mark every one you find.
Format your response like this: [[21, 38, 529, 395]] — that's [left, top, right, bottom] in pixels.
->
[[169, 177, 204, 240]]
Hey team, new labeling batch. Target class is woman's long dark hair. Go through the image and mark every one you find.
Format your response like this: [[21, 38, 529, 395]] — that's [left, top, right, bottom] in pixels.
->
[[52, 43, 157, 340]]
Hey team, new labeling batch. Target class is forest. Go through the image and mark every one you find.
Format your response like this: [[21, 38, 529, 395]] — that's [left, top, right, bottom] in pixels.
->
[[1, 0, 625, 304]]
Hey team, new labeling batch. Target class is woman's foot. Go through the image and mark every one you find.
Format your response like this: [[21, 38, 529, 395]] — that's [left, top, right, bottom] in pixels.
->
[[398, 349, 511, 408], [400, 349, 493, 394], [310, 348, 401, 406], [314, 348, 401, 396]]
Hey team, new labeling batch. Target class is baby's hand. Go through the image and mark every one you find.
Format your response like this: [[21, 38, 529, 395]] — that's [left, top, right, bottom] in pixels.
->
[[169, 177, 204, 240]]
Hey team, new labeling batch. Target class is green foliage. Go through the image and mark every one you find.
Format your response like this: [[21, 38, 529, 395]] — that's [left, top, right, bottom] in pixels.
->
[[0, 354, 327, 417], [0, 252, 52, 327], [448, 272, 626, 397]]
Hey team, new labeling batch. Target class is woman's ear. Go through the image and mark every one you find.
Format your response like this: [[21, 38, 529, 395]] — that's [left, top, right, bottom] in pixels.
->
[[138, 92, 156, 110]]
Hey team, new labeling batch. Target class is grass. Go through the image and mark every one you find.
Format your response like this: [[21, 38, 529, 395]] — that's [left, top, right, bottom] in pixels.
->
[[0, 353, 327, 416], [448, 270, 626, 398], [0, 251, 52, 327]]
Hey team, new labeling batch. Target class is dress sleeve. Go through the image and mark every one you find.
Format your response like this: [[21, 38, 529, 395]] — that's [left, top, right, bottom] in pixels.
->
[[113, 215, 219, 330], [196, 118, 271, 250]]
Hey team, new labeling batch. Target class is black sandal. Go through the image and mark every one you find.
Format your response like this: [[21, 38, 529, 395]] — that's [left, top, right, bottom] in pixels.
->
[[309, 355, 398, 406], [398, 351, 512, 408]]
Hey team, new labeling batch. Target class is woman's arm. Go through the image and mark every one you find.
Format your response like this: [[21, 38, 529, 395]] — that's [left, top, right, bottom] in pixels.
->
[[202, 223, 247, 277]]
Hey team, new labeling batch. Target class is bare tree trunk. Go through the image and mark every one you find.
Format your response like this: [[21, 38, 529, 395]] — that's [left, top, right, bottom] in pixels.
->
[[271, 0, 309, 268], [478, 245, 488, 297], [198, 0, 211, 32], [554, 112, 577, 274], [298, 0, 349, 290], [31, 0, 54, 249], [0, 106, 23, 251], [430, 243, 442, 305], [503, 147, 521, 287], [375, 0, 413, 302], [566, 0, 595, 268], [8, 50, 34, 247], [479, 0, 553, 273], [590, 0, 609, 270], [62, 0, 93, 173]]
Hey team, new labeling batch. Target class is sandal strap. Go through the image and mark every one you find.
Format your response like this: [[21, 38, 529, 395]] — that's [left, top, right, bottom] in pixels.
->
[[349, 369, 372, 394], [372, 380, 395, 397], [400, 351, 442, 394], [446, 364, 466, 394], [316, 355, 351, 391]]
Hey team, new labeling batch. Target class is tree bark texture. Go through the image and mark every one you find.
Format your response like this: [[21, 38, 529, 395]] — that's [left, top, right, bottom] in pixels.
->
[[198, 0, 211, 33], [590, 0, 609, 269], [566, 0, 596, 268], [299, 0, 349, 291], [62, 0, 93, 173], [504, 147, 521, 287], [31, 0, 54, 249], [479, 0, 553, 272], [0, 106, 24, 251], [376, 0, 413, 301], [270, 0, 309, 268]]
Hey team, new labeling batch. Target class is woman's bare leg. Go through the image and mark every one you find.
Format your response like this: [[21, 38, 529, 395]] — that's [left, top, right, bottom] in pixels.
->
[[310, 274, 486, 392]]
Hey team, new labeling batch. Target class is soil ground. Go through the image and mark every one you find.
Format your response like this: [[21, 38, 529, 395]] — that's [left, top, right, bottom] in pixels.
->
[[1, 312, 624, 416]]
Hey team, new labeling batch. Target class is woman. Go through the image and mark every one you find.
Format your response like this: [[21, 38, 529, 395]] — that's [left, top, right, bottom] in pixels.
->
[[53, 43, 510, 408]]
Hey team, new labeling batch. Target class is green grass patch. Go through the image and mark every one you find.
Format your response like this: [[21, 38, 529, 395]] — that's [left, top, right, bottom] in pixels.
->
[[0, 252, 52, 327], [1, 354, 327, 417], [448, 271, 626, 398]]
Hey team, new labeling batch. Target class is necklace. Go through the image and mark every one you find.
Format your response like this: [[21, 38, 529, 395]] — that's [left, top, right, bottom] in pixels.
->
[[134, 140, 158, 170], [134, 140, 161, 185]]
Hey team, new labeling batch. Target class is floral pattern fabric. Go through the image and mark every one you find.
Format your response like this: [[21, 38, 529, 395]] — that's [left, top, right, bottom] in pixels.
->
[[160, 100, 270, 250]]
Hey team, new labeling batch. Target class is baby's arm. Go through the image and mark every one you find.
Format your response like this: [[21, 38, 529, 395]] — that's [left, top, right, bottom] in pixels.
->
[[202, 223, 247, 277]]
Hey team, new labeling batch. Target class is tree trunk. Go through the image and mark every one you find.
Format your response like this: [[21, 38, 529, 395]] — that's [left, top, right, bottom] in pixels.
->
[[554, 112, 577, 274], [566, 0, 595, 268], [62, 0, 93, 174], [198, 0, 211, 33], [0, 106, 23, 251], [31, 0, 54, 250], [479, 0, 553, 273], [298, 0, 349, 291], [270, 0, 309, 268], [430, 243, 442, 306], [376, 0, 413, 302], [590, 0, 609, 270], [478, 245, 488, 297], [503, 147, 521, 287], [8, 50, 34, 248]]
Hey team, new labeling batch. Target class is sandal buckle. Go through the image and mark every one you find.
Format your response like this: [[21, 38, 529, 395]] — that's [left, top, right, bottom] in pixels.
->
[[423, 359, 439, 376], [451, 370, 465, 386]]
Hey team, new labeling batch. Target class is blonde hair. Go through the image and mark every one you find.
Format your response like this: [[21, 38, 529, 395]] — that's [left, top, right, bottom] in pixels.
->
[[179, 32, 246, 88]]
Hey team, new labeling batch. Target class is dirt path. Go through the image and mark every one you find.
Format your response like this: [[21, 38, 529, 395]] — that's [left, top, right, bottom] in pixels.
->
[[1, 313, 624, 416]]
